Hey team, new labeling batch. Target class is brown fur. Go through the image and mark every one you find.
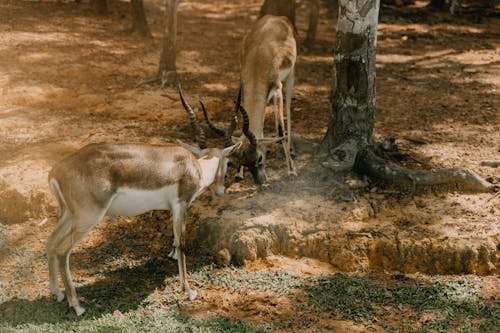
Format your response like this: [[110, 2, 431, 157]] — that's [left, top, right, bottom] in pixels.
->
[[46, 141, 240, 315]]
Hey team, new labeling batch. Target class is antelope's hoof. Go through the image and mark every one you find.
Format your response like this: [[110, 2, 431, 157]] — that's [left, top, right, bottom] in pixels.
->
[[74, 305, 86, 316], [168, 248, 179, 260], [288, 171, 298, 179], [188, 289, 198, 301], [234, 175, 243, 183], [53, 291, 65, 302]]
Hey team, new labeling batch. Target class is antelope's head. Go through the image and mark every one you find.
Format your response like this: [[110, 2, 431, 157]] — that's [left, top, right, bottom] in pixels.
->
[[199, 90, 267, 186], [178, 84, 242, 195]]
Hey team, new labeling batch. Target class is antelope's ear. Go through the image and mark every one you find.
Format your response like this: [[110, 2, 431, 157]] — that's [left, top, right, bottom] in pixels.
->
[[178, 139, 203, 158], [223, 141, 243, 156], [258, 137, 283, 145], [231, 135, 243, 144]]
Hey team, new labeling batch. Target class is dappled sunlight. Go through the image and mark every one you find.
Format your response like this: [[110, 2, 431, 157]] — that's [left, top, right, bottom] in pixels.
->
[[2, 31, 74, 43], [18, 52, 53, 62], [0, 1, 498, 331], [201, 82, 230, 94], [379, 23, 488, 35], [299, 54, 332, 65], [378, 49, 453, 65], [178, 51, 218, 75], [7, 83, 68, 105]]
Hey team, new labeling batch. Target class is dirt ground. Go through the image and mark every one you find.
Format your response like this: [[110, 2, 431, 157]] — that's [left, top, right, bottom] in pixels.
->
[[0, 0, 499, 331]]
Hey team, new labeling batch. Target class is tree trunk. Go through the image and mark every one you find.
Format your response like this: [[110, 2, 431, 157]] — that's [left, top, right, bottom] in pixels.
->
[[158, 0, 179, 88], [131, 0, 152, 37], [319, 0, 492, 192], [304, 0, 320, 48], [95, 0, 107, 14], [325, 0, 339, 18], [320, 0, 379, 168], [259, 0, 296, 27]]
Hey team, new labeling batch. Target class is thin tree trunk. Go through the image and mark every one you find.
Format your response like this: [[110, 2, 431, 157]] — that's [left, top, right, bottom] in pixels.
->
[[158, 0, 179, 87], [131, 0, 152, 37], [304, 0, 320, 48]]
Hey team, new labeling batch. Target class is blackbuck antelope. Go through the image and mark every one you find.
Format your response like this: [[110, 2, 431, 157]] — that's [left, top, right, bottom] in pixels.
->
[[202, 15, 297, 184], [46, 86, 241, 316]]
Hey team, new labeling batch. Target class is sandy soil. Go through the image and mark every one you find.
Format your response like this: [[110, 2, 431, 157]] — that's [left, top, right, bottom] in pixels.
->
[[0, 0, 499, 330]]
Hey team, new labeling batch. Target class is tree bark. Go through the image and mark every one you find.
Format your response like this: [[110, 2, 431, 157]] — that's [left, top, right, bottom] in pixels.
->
[[158, 0, 179, 87], [259, 0, 296, 27], [319, 0, 493, 192], [320, 0, 379, 168], [325, 0, 339, 18], [130, 0, 152, 37]]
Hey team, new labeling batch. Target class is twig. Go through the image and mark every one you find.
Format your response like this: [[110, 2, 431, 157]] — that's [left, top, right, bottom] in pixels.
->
[[403, 136, 428, 145], [480, 160, 500, 168], [487, 191, 500, 203], [38, 218, 48, 227]]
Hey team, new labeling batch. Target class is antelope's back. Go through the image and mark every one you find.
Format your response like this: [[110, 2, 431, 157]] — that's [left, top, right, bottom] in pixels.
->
[[49, 143, 202, 209], [240, 15, 296, 78]]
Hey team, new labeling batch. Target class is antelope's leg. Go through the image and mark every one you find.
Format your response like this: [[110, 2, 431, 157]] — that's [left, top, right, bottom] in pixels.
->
[[171, 202, 197, 300], [274, 82, 296, 176], [284, 69, 295, 158], [47, 209, 71, 302], [235, 165, 245, 182], [56, 211, 105, 316]]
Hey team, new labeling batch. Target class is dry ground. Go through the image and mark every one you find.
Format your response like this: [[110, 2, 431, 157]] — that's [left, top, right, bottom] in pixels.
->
[[0, 0, 499, 331]]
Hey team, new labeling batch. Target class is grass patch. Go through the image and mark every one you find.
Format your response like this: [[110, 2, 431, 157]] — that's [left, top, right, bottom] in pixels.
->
[[299, 273, 499, 332], [1, 262, 497, 332], [0, 306, 263, 333], [188, 265, 302, 294]]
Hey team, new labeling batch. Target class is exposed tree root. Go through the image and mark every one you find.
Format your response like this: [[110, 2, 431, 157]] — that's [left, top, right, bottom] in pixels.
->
[[318, 138, 494, 193], [136, 74, 160, 87], [320, 139, 359, 172], [136, 70, 177, 88], [355, 147, 494, 192], [290, 132, 318, 154]]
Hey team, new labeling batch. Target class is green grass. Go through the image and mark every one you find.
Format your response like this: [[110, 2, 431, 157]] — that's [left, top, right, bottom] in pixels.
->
[[299, 273, 499, 333], [1, 263, 497, 333], [0, 307, 263, 333]]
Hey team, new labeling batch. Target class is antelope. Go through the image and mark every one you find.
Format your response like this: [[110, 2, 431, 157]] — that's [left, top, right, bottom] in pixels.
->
[[202, 15, 297, 184], [46, 85, 241, 316]]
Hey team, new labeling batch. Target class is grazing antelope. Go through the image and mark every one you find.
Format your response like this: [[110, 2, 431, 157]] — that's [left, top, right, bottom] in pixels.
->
[[202, 15, 297, 184], [200, 89, 265, 186], [46, 86, 241, 316]]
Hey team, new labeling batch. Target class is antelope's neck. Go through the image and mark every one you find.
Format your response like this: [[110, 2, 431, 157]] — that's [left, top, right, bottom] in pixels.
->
[[242, 83, 268, 139], [196, 156, 220, 190]]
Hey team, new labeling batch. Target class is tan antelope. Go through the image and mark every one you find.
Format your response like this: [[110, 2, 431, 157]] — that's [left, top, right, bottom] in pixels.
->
[[46, 86, 241, 316], [202, 15, 297, 184]]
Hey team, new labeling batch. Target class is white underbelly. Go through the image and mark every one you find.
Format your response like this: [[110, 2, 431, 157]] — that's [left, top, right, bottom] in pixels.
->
[[106, 185, 178, 217]]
